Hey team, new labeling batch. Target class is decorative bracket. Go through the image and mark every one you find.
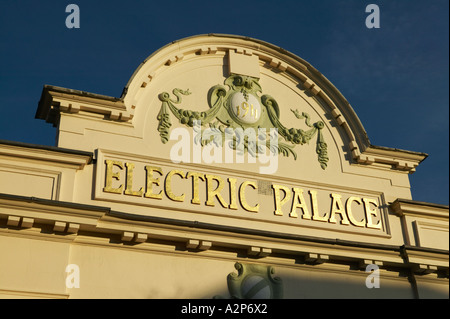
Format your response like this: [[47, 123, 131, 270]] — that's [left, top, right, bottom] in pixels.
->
[[225, 262, 283, 299]]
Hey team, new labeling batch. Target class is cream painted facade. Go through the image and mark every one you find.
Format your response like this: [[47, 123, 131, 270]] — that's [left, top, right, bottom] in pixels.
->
[[0, 34, 448, 299]]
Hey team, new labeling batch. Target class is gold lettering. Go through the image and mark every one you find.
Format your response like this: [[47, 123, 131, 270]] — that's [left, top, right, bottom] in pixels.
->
[[228, 178, 238, 210], [124, 162, 143, 197], [144, 166, 163, 199], [103, 160, 124, 194], [186, 171, 205, 205], [329, 193, 350, 225], [363, 198, 382, 229], [310, 190, 328, 221], [165, 170, 186, 202], [104, 159, 381, 231], [250, 104, 256, 118], [241, 101, 249, 117], [205, 174, 228, 208], [239, 181, 259, 213], [272, 184, 291, 216], [346, 196, 365, 227], [290, 188, 311, 219], [240, 102, 257, 119], [236, 101, 258, 119]]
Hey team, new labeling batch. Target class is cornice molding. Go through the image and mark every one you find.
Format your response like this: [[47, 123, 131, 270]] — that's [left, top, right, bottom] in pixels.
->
[[391, 198, 449, 219], [0, 193, 448, 275], [0, 139, 93, 169], [354, 145, 428, 173], [35, 85, 133, 126]]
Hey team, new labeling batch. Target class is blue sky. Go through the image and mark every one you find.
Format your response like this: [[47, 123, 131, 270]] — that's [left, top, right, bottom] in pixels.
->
[[0, 0, 448, 205]]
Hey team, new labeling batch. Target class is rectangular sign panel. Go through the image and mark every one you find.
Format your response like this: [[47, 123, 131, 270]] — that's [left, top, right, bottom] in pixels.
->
[[94, 149, 391, 239]]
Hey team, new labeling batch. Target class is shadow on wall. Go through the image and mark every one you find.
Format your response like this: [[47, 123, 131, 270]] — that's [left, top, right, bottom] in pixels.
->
[[187, 261, 448, 299]]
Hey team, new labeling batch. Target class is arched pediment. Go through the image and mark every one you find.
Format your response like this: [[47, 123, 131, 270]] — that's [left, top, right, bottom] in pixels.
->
[[116, 34, 423, 175]]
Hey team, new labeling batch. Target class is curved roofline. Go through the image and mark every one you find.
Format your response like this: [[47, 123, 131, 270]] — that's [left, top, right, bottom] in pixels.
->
[[121, 33, 371, 146], [36, 33, 427, 170]]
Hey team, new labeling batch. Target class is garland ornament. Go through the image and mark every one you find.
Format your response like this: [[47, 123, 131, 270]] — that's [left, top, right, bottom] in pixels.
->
[[157, 74, 329, 169]]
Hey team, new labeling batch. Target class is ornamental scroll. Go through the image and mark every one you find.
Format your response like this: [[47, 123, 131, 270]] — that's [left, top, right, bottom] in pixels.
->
[[157, 74, 329, 169]]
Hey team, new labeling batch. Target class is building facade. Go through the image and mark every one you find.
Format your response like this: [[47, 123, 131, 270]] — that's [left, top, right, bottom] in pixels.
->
[[0, 34, 448, 299]]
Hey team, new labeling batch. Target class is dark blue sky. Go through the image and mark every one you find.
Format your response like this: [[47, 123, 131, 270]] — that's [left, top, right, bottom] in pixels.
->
[[0, 0, 448, 205]]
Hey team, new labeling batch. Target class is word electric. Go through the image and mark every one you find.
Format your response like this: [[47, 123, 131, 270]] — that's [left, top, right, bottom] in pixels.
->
[[103, 160, 382, 229]]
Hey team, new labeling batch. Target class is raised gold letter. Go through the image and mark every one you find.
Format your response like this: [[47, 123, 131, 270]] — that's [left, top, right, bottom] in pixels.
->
[[103, 160, 124, 194], [290, 188, 311, 219], [363, 198, 382, 229], [346, 196, 365, 227], [329, 193, 350, 225], [144, 166, 163, 199], [239, 181, 259, 213], [124, 162, 144, 197], [205, 174, 228, 208], [186, 171, 205, 205], [165, 170, 186, 202], [228, 177, 238, 210], [272, 184, 291, 216], [310, 190, 328, 221]]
